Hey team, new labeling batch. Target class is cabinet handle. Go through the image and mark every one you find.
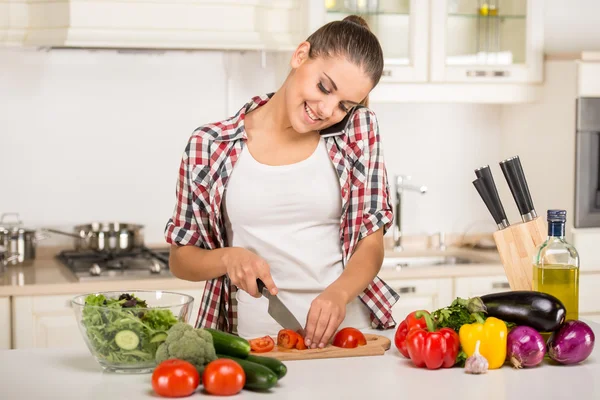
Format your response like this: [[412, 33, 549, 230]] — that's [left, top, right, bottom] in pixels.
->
[[492, 282, 510, 289], [398, 286, 416, 294], [382, 69, 392, 77], [466, 70, 510, 77]]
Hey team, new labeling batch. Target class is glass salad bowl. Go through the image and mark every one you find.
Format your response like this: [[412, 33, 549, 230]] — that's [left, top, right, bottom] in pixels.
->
[[71, 290, 194, 374]]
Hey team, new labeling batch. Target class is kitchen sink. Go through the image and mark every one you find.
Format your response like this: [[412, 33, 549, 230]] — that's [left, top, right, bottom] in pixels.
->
[[381, 254, 480, 269]]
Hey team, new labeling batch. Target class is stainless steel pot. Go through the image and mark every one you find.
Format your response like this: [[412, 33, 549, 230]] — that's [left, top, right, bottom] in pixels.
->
[[0, 245, 19, 272], [0, 213, 45, 265], [44, 222, 144, 253]]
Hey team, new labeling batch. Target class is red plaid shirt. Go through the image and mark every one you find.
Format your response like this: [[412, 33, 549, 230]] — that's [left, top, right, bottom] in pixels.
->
[[165, 93, 399, 332]]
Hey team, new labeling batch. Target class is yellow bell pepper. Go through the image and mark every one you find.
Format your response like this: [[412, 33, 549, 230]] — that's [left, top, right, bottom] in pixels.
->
[[459, 316, 507, 369]]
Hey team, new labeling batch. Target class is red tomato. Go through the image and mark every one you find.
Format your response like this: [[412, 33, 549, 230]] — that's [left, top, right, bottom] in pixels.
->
[[203, 359, 246, 396], [249, 335, 275, 353], [151, 359, 200, 398], [277, 329, 299, 349], [332, 327, 367, 349], [295, 337, 308, 350]]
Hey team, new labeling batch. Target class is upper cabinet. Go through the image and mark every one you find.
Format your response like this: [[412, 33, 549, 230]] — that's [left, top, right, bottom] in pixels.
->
[[430, 0, 543, 83], [0, 0, 307, 51], [310, 0, 544, 84], [317, 0, 429, 82]]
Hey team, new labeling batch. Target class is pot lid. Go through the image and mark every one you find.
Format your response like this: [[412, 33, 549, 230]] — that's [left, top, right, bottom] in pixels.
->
[[0, 213, 36, 234]]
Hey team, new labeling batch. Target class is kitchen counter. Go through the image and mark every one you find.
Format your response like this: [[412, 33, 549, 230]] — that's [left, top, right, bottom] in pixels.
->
[[1, 322, 598, 400], [0, 246, 504, 297]]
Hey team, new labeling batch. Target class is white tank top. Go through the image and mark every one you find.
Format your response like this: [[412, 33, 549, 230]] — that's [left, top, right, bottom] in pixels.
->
[[222, 139, 371, 339]]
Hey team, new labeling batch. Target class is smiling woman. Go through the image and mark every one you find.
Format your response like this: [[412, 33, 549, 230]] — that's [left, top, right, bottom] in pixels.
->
[[164, 15, 398, 350]]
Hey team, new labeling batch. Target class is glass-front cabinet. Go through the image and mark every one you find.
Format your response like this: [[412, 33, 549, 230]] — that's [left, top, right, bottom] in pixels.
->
[[430, 0, 543, 82], [318, 0, 429, 82]]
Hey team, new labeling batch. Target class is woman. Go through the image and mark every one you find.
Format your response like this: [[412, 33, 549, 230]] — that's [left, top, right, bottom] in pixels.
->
[[165, 15, 399, 349]]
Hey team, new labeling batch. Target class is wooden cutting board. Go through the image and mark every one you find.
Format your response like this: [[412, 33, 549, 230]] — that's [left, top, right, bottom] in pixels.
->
[[249, 334, 391, 361]]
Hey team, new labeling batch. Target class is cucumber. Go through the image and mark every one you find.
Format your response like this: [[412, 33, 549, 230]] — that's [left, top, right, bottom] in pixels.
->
[[114, 330, 139, 350], [205, 328, 251, 358], [150, 332, 168, 343], [479, 291, 566, 332], [245, 354, 287, 380], [217, 354, 278, 391]]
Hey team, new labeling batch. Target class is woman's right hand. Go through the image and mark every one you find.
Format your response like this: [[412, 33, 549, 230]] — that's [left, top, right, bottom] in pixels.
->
[[222, 248, 278, 298]]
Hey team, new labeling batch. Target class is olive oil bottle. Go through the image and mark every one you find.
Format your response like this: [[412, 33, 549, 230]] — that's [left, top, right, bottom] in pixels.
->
[[533, 210, 580, 321]]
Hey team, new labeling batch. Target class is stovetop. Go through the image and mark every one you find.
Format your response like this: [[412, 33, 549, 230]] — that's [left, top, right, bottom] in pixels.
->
[[56, 247, 172, 281]]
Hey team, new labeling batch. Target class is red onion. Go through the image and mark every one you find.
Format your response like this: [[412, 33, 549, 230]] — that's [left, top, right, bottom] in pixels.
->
[[506, 326, 546, 368], [548, 320, 595, 365]]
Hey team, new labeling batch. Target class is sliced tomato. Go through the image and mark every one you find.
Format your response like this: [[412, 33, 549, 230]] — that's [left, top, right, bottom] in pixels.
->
[[249, 335, 275, 353], [295, 337, 308, 350], [332, 327, 367, 349], [277, 329, 299, 349]]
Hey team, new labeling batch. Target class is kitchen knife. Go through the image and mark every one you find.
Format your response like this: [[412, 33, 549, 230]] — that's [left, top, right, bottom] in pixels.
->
[[499, 155, 537, 222], [473, 177, 510, 230], [474, 165, 510, 228], [256, 279, 305, 336]]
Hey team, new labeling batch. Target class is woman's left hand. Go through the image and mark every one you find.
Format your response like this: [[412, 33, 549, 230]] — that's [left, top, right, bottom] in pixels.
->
[[304, 288, 348, 349]]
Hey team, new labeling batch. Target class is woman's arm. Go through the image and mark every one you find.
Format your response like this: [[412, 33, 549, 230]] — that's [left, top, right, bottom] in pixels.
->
[[303, 228, 384, 348]]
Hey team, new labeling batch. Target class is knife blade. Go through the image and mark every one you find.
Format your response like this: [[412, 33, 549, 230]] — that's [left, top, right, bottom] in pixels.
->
[[256, 279, 304, 336], [499, 155, 537, 222], [474, 165, 510, 229]]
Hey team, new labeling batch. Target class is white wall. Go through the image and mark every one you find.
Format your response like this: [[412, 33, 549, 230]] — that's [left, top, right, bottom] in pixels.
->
[[544, 0, 600, 54], [0, 47, 500, 246]]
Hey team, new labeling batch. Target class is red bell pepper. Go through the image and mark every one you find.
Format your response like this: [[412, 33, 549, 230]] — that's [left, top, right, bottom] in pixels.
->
[[405, 310, 460, 370], [394, 310, 428, 358]]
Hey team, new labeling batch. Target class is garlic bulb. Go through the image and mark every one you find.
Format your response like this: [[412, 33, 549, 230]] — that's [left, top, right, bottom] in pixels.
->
[[465, 340, 489, 374]]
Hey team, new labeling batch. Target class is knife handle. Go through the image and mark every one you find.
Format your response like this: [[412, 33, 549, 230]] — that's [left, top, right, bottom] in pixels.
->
[[256, 279, 266, 294]]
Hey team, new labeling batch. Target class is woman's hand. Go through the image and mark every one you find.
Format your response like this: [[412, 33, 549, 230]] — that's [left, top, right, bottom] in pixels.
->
[[222, 248, 278, 297], [304, 288, 349, 349]]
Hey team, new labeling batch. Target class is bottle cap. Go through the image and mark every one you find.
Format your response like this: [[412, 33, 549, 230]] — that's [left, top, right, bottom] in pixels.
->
[[547, 209, 567, 222]]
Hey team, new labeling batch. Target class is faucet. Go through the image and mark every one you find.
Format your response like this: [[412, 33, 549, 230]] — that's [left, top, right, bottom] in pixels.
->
[[393, 174, 427, 251]]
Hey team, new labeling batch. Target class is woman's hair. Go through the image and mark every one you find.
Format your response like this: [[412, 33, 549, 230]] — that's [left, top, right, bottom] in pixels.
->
[[305, 15, 384, 107]]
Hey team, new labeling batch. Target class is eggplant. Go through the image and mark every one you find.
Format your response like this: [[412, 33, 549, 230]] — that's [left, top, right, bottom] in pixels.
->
[[478, 291, 566, 332]]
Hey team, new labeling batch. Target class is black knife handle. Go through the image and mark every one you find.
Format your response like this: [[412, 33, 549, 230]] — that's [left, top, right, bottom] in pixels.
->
[[499, 156, 536, 221], [474, 165, 509, 223], [256, 279, 266, 294], [473, 178, 508, 229]]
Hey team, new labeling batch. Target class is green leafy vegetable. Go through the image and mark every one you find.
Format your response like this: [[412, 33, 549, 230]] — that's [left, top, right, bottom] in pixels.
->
[[81, 293, 179, 364], [155, 322, 217, 375], [431, 297, 487, 333]]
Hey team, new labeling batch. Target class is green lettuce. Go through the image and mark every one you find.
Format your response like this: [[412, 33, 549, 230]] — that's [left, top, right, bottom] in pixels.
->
[[81, 293, 179, 364]]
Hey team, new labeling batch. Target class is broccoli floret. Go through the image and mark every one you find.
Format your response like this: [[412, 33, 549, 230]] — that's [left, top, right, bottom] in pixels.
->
[[155, 322, 217, 374]]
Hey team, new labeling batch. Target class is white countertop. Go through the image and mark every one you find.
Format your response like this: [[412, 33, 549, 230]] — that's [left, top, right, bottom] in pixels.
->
[[1, 323, 599, 400]]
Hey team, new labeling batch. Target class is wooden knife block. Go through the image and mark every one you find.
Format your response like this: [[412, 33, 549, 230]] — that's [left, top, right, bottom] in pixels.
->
[[492, 217, 547, 291]]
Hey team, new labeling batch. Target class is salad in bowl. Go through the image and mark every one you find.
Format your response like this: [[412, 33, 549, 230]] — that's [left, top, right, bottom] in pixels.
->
[[71, 290, 194, 373]]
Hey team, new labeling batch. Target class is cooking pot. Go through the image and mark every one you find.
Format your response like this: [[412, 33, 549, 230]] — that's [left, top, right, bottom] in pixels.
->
[[0, 245, 19, 272], [43, 222, 144, 253], [0, 213, 45, 265]]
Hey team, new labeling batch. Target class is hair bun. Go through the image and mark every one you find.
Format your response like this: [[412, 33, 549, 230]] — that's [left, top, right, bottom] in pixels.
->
[[343, 15, 370, 30]]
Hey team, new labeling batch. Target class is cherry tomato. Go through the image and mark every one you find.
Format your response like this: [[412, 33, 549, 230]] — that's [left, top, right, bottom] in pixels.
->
[[277, 329, 299, 349], [249, 335, 275, 353], [202, 359, 246, 396], [151, 359, 200, 398], [332, 327, 367, 348]]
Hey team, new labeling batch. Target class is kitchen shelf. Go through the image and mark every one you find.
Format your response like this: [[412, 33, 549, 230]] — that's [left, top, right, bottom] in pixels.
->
[[448, 13, 526, 19]]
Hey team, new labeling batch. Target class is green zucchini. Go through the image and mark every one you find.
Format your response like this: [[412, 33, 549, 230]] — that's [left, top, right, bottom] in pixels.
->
[[205, 328, 251, 358], [217, 354, 278, 391], [245, 354, 287, 379]]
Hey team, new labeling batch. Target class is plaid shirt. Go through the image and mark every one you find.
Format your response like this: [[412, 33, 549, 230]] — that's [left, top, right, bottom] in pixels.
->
[[165, 93, 399, 333]]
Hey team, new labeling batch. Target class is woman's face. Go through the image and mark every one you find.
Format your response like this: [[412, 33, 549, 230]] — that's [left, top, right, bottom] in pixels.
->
[[285, 42, 374, 134]]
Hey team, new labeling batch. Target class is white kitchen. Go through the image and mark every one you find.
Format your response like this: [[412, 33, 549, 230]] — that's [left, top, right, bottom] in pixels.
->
[[1, 0, 600, 399]]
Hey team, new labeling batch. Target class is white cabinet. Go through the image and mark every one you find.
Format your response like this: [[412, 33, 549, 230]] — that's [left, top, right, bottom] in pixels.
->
[[1, 297, 11, 349], [10, 286, 205, 349], [387, 278, 453, 322], [454, 275, 511, 298], [1, 0, 307, 51], [430, 0, 544, 83]]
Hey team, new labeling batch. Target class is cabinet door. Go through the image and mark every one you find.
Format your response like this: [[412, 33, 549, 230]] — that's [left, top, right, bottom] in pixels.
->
[[1, 297, 11, 349], [430, 0, 543, 83], [386, 278, 453, 322], [454, 275, 511, 299], [313, 0, 428, 82], [11, 287, 206, 349]]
